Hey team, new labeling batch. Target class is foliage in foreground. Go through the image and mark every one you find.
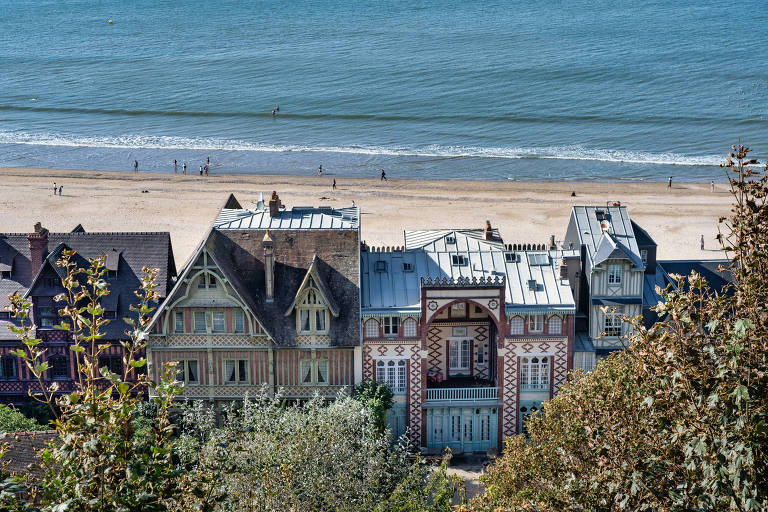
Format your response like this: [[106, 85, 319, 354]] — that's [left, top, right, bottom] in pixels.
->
[[471, 145, 768, 511], [0, 405, 45, 433], [176, 393, 464, 512], [0, 249, 462, 511]]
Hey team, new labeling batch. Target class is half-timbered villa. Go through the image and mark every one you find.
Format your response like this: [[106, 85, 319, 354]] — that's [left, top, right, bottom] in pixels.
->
[[360, 223, 576, 452], [0, 223, 176, 404], [146, 193, 361, 404]]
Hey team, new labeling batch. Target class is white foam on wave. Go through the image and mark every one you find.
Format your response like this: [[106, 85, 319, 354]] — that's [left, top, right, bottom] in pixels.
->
[[0, 131, 723, 167]]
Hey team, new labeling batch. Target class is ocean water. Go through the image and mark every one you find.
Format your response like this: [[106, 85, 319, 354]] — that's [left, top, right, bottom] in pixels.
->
[[1, 0, 766, 181]]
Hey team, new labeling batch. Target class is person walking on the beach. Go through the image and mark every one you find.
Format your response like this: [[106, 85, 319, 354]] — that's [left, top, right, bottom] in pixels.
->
[[182, 163, 187, 175], [206, 156, 210, 166], [381, 169, 387, 181], [199, 165, 203, 176], [174, 159, 177, 173], [711, 180, 715, 192], [351, 200, 356, 207], [53, 182, 57, 196], [58, 185, 63, 196], [204, 164, 209, 176], [667, 176, 672, 188], [134, 160, 139, 173], [332, 178, 337, 190], [700, 234, 705, 250], [318, 165, 323, 176]]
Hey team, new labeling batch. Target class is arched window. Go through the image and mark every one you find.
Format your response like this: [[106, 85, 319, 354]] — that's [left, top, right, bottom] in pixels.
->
[[509, 316, 524, 335], [402, 318, 417, 337], [548, 316, 562, 334], [296, 285, 329, 334], [520, 356, 550, 390], [364, 319, 380, 338]]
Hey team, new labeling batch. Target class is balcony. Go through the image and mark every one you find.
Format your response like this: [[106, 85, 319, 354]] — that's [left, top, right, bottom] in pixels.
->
[[426, 387, 498, 402]]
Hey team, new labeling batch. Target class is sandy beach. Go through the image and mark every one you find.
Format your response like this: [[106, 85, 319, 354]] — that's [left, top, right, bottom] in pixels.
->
[[0, 167, 732, 266]]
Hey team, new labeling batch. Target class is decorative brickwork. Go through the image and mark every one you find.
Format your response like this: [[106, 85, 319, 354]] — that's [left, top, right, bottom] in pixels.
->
[[502, 351, 518, 437], [474, 325, 489, 380], [552, 341, 568, 393], [363, 345, 374, 380], [295, 334, 330, 346], [408, 344, 423, 445], [160, 334, 270, 348], [427, 325, 442, 372]]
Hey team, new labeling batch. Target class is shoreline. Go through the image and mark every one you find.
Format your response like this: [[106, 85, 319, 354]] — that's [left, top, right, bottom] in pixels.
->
[[0, 167, 732, 266]]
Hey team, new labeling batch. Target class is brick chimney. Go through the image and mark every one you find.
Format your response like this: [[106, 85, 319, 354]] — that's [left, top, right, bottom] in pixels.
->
[[484, 220, 493, 241], [263, 231, 275, 302], [549, 234, 556, 250], [268, 191, 282, 217], [27, 222, 49, 274]]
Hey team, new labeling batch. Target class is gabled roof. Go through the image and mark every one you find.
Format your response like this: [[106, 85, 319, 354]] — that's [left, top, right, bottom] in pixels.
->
[[284, 255, 340, 317], [566, 206, 644, 270], [593, 232, 643, 268]]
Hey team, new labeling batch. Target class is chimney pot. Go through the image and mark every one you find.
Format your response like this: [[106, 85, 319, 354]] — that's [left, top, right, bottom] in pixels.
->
[[268, 191, 282, 217], [28, 222, 50, 274], [484, 220, 493, 241]]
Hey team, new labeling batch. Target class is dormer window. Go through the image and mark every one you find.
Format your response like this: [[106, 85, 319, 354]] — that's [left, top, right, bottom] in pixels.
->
[[296, 286, 329, 334], [0, 271, 10, 280], [451, 255, 467, 266], [504, 252, 519, 263], [197, 274, 217, 289], [446, 236, 456, 245], [607, 264, 623, 285], [375, 261, 387, 273]]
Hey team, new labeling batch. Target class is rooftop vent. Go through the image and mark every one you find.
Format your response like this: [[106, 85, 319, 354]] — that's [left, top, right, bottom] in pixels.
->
[[527, 279, 537, 291], [595, 210, 606, 221], [445, 235, 456, 245], [375, 260, 387, 273], [600, 220, 611, 232]]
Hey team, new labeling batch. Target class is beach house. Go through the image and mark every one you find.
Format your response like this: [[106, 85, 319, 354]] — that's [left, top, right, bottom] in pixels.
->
[[0, 223, 176, 405], [145, 193, 361, 403]]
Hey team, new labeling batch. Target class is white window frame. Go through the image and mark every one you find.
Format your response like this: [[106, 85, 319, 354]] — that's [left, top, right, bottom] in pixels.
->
[[640, 249, 648, 266], [603, 311, 622, 337], [193, 311, 207, 333], [224, 359, 249, 385], [176, 359, 199, 385], [509, 316, 524, 335], [174, 311, 185, 333], [364, 319, 380, 338], [450, 302, 466, 318], [382, 316, 400, 336], [234, 309, 245, 333], [300, 358, 330, 386], [402, 318, 417, 337], [212, 310, 226, 333], [520, 356, 550, 391], [296, 286, 329, 334], [449, 339, 471, 372], [528, 315, 544, 333], [376, 359, 407, 394], [547, 315, 562, 335], [607, 264, 623, 285]]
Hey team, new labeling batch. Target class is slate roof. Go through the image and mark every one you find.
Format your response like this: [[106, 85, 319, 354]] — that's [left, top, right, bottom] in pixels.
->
[[361, 230, 575, 314], [0, 229, 176, 341], [0, 430, 57, 478], [565, 206, 644, 272], [214, 206, 359, 230]]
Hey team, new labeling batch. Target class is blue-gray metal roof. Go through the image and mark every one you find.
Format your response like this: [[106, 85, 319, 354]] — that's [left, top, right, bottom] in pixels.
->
[[361, 230, 575, 313], [214, 206, 359, 230], [567, 206, 644, 270]]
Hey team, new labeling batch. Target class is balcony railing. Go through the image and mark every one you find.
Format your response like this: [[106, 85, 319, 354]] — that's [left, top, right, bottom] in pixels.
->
[[426, 387, 498, 402]]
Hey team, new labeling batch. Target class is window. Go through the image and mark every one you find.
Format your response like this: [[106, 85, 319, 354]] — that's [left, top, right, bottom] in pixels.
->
[[528, 315, 544, 333], [98, 355, 123, 376], [451, 255, 467, 266], [607, 264, 623, 285], [509, 316, 524, 335], [504, 252, 519, 263], [474, 305, 483, 314], [315, 310, 326, 331], [198, 274, 217, 289], [0, 271, 11, 280], [104, 310, 116, 319], [0, 356, 17, 380], [296, 286, 329, 334], [194, 311, 206, 333], [43, 277, 58, 288], [208, 276, 217, 288], [300, 358, 329, 386], [575, 352, 595, 372], [528, 253, 550, 266], [476, 344, 486, 365], [50, 355, 68, 380], [640, 250, 648, 266], [520, 403, 541, 436], [38, 306, 56, 327], [106, 269, 117, 278], [604, 311, 622, 336], [176, 360, 199, 385], [224, 359, 248, 384], [364, 319, 379, 338], [548, 316, 562, 334], [445, 236, 456, 245], [452, 326, 468, 337], [520, 356, 550, 390], [375, 260, 387, 273], [174, 311, 185, 333], [382, 316, 400, 336], [234, 310, 244, 333], [402, 318, 417, 337], [197, 276, 206, 289], [376, 360, 407, 393], [450, 303, 466, 318], [449, 339, 470, 371], [402, 262, 413, 272], [299, 310, 311, 332], [212, 311, 225, 333]]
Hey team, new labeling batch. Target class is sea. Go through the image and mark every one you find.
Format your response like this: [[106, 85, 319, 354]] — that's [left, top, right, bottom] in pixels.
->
[[1, 0, 767, 182]]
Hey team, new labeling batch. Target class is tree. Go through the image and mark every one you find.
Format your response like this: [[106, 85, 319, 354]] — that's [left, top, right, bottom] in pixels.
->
[[471, 145, 768, 511], [353, 380, 394, 435], [0, 406, 44, 433]]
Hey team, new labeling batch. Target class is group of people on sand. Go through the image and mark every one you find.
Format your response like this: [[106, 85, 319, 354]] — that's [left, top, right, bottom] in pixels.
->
[[51, 182, 63, 196], [169, 158, 211, 175]]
